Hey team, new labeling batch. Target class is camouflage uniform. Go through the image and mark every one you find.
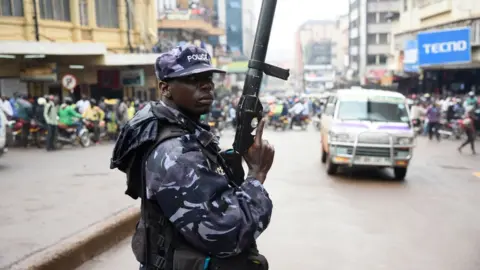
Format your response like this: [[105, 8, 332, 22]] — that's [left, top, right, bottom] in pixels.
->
[[145, 101, 273, 258]]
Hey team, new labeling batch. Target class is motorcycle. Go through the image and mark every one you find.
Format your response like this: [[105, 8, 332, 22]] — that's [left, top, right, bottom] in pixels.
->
[[270, 115, 289, 131], [56, 119, 91, 148], [29, 119, 48, 148], [411, 118, 423, 136], [84, 119, 107, 142], [208, 120, 221, 137], [438, 119, 463, 139], [290, 114, 309, 130]]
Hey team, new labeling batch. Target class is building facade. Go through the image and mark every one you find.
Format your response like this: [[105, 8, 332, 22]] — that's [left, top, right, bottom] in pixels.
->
[[390, 0, 480, 94], [0, 0, 160, 100], [334, 14, 349, 75], [348, 0, 401, 84], [295, 20, 337, 92]]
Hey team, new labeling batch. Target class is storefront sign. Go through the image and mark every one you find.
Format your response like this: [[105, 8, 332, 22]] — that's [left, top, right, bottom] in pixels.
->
[[120, 69, 145, 87], [19, 63, 57, 82], [403, 39, 419, 72], [417, 27, 471, 66]]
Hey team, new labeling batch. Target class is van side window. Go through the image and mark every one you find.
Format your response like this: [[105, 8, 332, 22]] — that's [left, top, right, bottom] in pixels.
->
[[324, 97, 336, 116]]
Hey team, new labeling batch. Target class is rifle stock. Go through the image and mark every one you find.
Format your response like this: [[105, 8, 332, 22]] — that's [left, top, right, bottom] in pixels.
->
[[229, 0, 290, 184]]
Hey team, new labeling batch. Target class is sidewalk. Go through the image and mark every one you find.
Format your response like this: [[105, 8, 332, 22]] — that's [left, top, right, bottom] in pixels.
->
[[0, 145, 137, 269]]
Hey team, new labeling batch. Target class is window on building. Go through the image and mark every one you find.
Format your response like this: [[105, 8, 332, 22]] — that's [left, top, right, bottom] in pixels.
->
[[378, 12, 389, 23], [1, 0, 23, 16], [367, 12, 377, 24], [378, 33, 389, 44], [95, 0, 119, 28], [379, 54, 388, 64], [40, 0, 70, 21], [367, 55, 377, 65], [79, 0, 88, 25], [229, 1, 241, 8], [367, 34, 377, 44]]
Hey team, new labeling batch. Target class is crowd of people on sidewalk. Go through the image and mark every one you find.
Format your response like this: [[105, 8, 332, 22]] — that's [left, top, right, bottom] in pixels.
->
[[0, 94, 149, 151], [408, 91, 479, 154]]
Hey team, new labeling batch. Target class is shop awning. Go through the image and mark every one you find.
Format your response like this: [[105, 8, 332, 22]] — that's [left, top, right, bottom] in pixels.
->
[[100, 53, 163, 66], [0, 41, 107, 55]]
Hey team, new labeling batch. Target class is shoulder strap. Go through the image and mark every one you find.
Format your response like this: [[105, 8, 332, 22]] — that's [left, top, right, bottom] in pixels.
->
[[140, 124, 186, 269]]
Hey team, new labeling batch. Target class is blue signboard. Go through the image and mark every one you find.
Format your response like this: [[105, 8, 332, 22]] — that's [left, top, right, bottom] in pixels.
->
[[403, 39, 419, 72], [417, 27, 471, 66]]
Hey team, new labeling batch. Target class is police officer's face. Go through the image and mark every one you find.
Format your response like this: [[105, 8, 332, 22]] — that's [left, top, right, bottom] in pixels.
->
[[165, 72, 215, 116]]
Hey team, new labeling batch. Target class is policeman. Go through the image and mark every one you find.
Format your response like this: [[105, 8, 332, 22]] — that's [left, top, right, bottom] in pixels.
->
[[111, 45, 274, 270]]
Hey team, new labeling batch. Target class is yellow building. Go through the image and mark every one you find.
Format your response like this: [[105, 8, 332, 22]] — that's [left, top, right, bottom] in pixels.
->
[[0, 0, 161, 100]]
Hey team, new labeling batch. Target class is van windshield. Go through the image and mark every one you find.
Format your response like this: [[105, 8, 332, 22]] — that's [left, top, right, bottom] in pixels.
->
[[336, 99, 409, 123]]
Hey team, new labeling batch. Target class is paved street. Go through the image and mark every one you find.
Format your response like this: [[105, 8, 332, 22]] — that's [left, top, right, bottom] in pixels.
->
[[0, 144, 138, 269], [78, 127, 480, 270]]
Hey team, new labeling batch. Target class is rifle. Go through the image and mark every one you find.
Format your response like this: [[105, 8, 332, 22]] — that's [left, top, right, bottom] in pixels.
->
[[224, 0, 290, 186]]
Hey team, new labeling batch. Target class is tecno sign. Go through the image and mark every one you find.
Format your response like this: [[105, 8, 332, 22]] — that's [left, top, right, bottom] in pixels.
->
[[417, 27, 471, 66], [422, 40, 468, 54]]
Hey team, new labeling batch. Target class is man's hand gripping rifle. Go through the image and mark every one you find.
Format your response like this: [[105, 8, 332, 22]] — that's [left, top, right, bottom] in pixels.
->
[[220, 0, 290, 186]]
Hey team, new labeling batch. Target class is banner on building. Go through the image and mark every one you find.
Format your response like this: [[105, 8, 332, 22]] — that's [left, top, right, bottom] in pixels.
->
[[417, 27, 471, 66], [403, 39, 419, 72], [19, 63, 57, 82]]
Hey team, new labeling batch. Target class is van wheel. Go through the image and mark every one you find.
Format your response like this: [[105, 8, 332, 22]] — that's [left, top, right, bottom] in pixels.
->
[[326, 155, 338, 175], [393, 167, 407, 181], [321, 147, 327, 163]]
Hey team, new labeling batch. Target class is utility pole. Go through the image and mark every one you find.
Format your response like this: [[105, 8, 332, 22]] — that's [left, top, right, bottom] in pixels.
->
[[32, 0, 40, 41]]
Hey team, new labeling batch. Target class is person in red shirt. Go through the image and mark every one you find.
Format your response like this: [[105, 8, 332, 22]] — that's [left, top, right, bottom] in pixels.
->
[[458, 109, 476, 154]]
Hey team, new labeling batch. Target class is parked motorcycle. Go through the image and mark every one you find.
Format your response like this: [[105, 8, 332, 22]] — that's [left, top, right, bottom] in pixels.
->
[[56, 120, 90, 148]]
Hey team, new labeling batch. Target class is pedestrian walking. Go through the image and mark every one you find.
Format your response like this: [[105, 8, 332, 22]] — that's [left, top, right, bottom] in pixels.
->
[[458, 110, 476, 154], [43, 96, 58, 151]]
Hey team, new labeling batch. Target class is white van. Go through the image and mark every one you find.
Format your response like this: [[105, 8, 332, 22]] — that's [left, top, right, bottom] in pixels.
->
[[320, 88, 415, 180], [0, 110, 7, 157]]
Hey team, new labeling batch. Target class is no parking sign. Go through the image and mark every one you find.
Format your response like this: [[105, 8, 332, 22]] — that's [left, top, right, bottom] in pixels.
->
[[61, 74, 77, 92]]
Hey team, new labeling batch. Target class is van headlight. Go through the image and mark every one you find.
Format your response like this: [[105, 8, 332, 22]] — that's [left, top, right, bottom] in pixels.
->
[[329, 131, 351, 142], [397, 137, 413, 145]]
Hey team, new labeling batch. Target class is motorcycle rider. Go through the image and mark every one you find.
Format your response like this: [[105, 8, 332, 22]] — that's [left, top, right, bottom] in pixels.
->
[[426, 102, 441, 141], [464, 91, 478, 112], [110, 45, 274, 270], [288, 98, 305, 129], [58, 97, 83, 135], [83, 99, 105, 143]]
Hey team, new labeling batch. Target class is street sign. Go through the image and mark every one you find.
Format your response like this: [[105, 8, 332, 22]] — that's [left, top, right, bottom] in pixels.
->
[[61, 74, 77, 91]]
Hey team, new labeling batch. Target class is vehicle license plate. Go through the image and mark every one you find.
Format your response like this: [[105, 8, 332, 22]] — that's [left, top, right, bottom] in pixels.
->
[[355, 156, 390, 165]]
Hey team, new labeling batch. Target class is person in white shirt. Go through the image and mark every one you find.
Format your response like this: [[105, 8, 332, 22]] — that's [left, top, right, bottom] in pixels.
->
[[0, 96, 13, 117], [288, 99, 304, 129], [76, 95, 90, 114]]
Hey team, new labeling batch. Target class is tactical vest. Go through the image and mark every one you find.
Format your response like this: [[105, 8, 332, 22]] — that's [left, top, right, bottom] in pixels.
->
[[132, 125, 269, 270]]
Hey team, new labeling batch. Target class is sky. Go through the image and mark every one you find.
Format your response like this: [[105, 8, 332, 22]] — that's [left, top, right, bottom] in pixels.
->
[[253, 0, 349, 63]]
